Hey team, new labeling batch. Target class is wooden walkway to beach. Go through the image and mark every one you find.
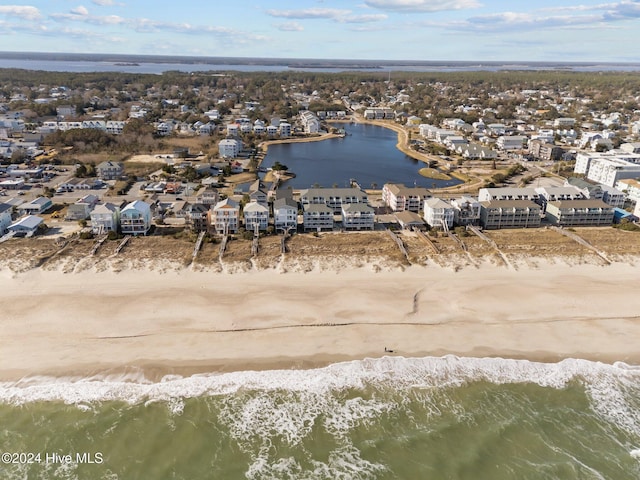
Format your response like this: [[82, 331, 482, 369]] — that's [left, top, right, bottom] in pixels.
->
[[114, 236, 130, 255], [412, 227, 439, 254], [467, 225, 513, 269], [386, 229, 410, 262], [549, 226, 611, 264]]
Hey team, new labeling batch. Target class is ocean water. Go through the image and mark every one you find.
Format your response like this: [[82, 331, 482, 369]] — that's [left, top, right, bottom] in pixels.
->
[[1, 356, 639, 480]]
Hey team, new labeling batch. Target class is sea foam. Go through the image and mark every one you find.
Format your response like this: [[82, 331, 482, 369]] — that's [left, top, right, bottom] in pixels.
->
[[1, 356, 639, 437]]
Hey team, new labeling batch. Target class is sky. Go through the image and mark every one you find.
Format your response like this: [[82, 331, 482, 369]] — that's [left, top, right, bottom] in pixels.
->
[[1, 0, 640, 62]]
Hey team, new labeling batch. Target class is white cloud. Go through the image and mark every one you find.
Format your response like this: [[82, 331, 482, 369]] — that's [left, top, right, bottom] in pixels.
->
[[266, 8, 352, 20], [92, 0, 116, 5], [71, 6, 90, 16], [277, 22, 304, 32], [266, 7, 386, 23], [0, 5, 42, 21], [363, 0, 481, 12]]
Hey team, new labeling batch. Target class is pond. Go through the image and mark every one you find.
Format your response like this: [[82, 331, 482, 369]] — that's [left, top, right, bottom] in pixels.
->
[[260, 123, 462, 189]]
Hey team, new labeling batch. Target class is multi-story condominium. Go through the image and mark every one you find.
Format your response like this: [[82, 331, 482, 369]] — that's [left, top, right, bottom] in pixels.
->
[[303, 203, 334, 231], [450, 196, 481, 226], [382, 183, 431, 213], [480, 200, 542, 229], [0, 203, 12, 235], [545, 199, 614, 226], [574, 151, 640, 187], [496, 135, 527, 151], [266, 125, 278, 137], [565, 178, 605, 200], [600, 185, 626, 208], [616, 178, 640, 203], [96, 161, 124, 180], [364, 108, 394, 120], [185, 203, 210, 232], [120, 200, 151, 235], [583, 157, 640, 187], [534, 186, 584, 212], [218, 138, 242, 158], [553, 117, 577, 128], [299, 187, 368, 214], [90, 203, 120, 234], [210, 198, 239, 234], [478, 187, 540, 203], [243, 201, 269, 232], [279, 122, 292, 137], [529, 140, 564, 161], [341, 203, 375, 230], [106, 121, 126, 135], [423, 198, 455, 229], [273, 197, 298, 232], [300, 111, 321, 134]]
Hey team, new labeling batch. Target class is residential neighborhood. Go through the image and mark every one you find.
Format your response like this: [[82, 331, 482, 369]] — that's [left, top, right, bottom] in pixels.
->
[[1, 68, 639, 248]]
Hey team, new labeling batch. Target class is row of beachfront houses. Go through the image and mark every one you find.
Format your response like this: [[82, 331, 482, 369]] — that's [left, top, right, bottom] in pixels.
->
[[382, 183, 632, 229]]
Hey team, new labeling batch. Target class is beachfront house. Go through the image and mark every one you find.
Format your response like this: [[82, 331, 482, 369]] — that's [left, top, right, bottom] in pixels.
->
[[480, 200, 542, 229], [211, 198, 239, 234], [185, 203, 211, 233], [478, 187, 540, 203], [0, 203, 12, 234], [273, 197, 298, 232], [423, 198, 455, 230], [7, 215, 43, 237], [341, 203, 375, 230], [243, 201, 269, 232], [120, 200, 151, 235], [544, 199, 614, 226], [394, 211, 425, 230], [299, 187, 368, 215], [450, 196, 481, 226], [303, 203, 334, 231], [96, 161, 124, 180], [90, 203, 120, 234], [382, 183, 431, 213]]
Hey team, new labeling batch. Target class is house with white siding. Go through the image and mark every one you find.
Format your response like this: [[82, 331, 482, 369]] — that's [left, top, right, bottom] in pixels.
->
[[273, 197, 298, 232], [545, 199, 614, 226], [341, 203, 375, 230], [424, 198, 455, 229], [450, 196, 481, 226], [382, 183, 431, 212], [219, 138, 242, 158], [0, 203, 12, 234], [120, 200, 151, 235], [210, 198, 239, 234], [480, 200, 542, 229], [96, 161, 124, 180], [90, 203, 120, 234], [243, 201, 269, 232], [303, 203, 334, 231]]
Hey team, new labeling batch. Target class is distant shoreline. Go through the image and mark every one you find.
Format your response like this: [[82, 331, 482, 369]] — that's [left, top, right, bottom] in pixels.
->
[[1, 52, 640, 73]]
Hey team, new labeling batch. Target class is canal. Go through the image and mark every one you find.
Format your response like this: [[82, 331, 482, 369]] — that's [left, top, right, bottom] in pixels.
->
[[260, 122, 462, 189]]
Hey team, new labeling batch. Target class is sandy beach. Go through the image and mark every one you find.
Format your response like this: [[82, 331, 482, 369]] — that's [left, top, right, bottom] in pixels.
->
[[1, 257, 639, 381]]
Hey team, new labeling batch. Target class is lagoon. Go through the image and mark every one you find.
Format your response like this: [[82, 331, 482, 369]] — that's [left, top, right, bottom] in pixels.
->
[[261, 123, 462, 190]]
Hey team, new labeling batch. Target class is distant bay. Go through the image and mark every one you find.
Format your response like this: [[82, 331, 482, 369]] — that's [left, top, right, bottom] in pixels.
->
[[2, 52, 640, 74]]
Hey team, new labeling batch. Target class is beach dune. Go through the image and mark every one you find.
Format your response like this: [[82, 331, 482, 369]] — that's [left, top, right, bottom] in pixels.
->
[[1, 260, 639, 381]]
